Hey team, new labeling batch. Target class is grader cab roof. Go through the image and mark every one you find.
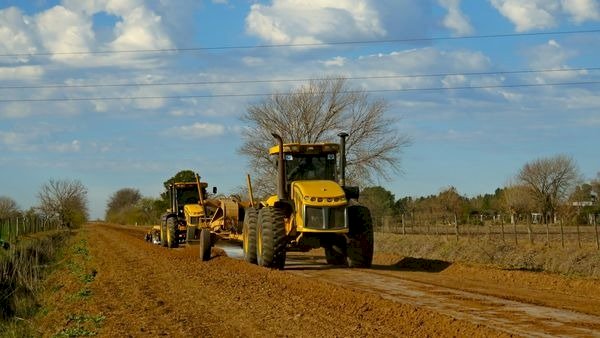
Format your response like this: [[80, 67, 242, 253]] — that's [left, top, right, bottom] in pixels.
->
[[172, 181, 208, 188], [269, 143, 339, 155]]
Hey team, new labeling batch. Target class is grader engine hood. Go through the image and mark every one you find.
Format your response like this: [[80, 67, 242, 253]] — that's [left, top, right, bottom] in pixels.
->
[[292, 180, 347, 206], [184, 204, 206, 226], [291, 180, 348, 231]]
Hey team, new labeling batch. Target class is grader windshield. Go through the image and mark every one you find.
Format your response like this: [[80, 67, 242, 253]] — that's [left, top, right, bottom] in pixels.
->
[[285, 153, 336, 182]]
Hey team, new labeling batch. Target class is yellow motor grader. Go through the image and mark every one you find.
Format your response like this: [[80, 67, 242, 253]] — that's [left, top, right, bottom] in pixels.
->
[[156, 173, 247, 261], [242, 132, 374, 269]]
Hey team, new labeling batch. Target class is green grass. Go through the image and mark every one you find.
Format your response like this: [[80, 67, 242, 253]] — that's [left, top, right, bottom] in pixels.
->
[[53, 313, 105, 337]]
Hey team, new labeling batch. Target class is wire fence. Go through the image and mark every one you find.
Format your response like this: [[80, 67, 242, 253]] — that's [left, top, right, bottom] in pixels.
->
[[374, 214, 600, 250], [0, 216, 62, 245]]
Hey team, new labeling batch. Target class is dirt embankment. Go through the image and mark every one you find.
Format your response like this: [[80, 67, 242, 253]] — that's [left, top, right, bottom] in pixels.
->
[[33, 223, 511, 337]]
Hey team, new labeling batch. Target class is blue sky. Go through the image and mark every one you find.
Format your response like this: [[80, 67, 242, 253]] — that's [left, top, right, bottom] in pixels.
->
[[1, 0, 599, 219]]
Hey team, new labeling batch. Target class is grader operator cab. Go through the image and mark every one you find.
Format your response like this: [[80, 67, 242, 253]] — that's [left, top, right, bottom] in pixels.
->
[[243, 132, 374, 269]]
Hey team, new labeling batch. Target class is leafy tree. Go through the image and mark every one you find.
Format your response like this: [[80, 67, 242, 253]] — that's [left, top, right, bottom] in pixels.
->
[[105, 188, 142, 221], [517, 154, 580, 223], [240, 77, 410, 195], [0, 196, 20, 220], [38, 179, 88, 228], [360, 186, 397, 226], [137, 197, 164, 224]]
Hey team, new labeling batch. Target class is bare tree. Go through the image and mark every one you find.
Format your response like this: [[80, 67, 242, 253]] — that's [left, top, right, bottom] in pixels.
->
[[517, 155, 580, 223], [240, 77, 410, 196], [38, 179, 89, 228], [0, 196, 20, 219]]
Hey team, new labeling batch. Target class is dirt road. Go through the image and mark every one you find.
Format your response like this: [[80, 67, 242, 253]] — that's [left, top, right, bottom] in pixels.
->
[[35, 224, 600, 337]]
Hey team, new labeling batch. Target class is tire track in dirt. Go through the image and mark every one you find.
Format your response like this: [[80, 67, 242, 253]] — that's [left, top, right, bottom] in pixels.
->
[[287, 262, 600, 338]]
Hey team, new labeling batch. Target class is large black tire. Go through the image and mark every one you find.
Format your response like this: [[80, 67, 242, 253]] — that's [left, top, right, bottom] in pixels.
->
[[347, 205, 374, 268], [160, 220, 167, 247], [242, 208, 258, 264], [166, 217, 178, 248], [325, 236, 348, 266], [199, 228, 211, 261], [257, 207, 287, 269]]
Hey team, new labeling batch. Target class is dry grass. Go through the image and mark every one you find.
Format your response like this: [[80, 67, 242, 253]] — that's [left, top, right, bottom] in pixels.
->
[[0, 230, 70, 335], [375, 232, 600, 278]]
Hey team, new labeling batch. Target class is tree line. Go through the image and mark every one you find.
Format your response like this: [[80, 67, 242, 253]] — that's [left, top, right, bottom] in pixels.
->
[[361, 155, 599, 227]]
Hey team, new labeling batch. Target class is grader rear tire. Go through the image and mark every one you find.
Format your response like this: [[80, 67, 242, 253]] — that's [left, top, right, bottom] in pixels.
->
[[166, 217, 178, 249], [347, 205, 374, 268], [257, 207, 287, 269], [243, 208, 259, 264], [199, 228, 211, 261], [160, 221, 167, 247]]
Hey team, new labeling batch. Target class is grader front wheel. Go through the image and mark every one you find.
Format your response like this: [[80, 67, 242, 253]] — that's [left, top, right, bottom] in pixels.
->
[[257, 207, 287, 269], [199, 228, 211, 261], [347, 205, 374, 268], [243, 208, 258, 264]]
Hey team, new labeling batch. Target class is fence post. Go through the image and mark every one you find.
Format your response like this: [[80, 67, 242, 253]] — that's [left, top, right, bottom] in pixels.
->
[[513, 221, 518, 246], [595, 214, 599, 250], [501, 216, 505, 243], [560, 219, 565, 248], [401, 214, 406, 235], [546, 223, 550, 245], [576, 222, 581, 249], [527, 223, 533, 244], [454, 222, 459, 242]]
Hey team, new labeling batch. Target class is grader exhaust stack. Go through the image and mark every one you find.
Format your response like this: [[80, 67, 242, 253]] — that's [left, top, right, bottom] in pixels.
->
[[272, 133, 287, 201], [338, 132, 348, 187]]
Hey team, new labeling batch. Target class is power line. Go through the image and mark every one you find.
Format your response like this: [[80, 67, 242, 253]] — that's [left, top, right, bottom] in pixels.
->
[[1, 28, 599, 58], [1, 81, 599, 103], [1, 67, 598, 90]]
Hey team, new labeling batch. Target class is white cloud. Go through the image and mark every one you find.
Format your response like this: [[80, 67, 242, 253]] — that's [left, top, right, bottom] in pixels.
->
[[166, 122, 226, 139], [439, 0, 474, 36], [34, 6, 95, 63], [0, 131, 38, 151], [321, 56, 347, 67], [109, 6, 173, 51], [490, 0, 559, 31], [246, 0, 385, 44], [0, 7, 38, 64], [561, 0, 600, 22], [242, 56, 265, 66], [524, 39, 585, 82], [491, 0, 600, 31], [48, 140, 81, 153], [0, 65, 44, 81]]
